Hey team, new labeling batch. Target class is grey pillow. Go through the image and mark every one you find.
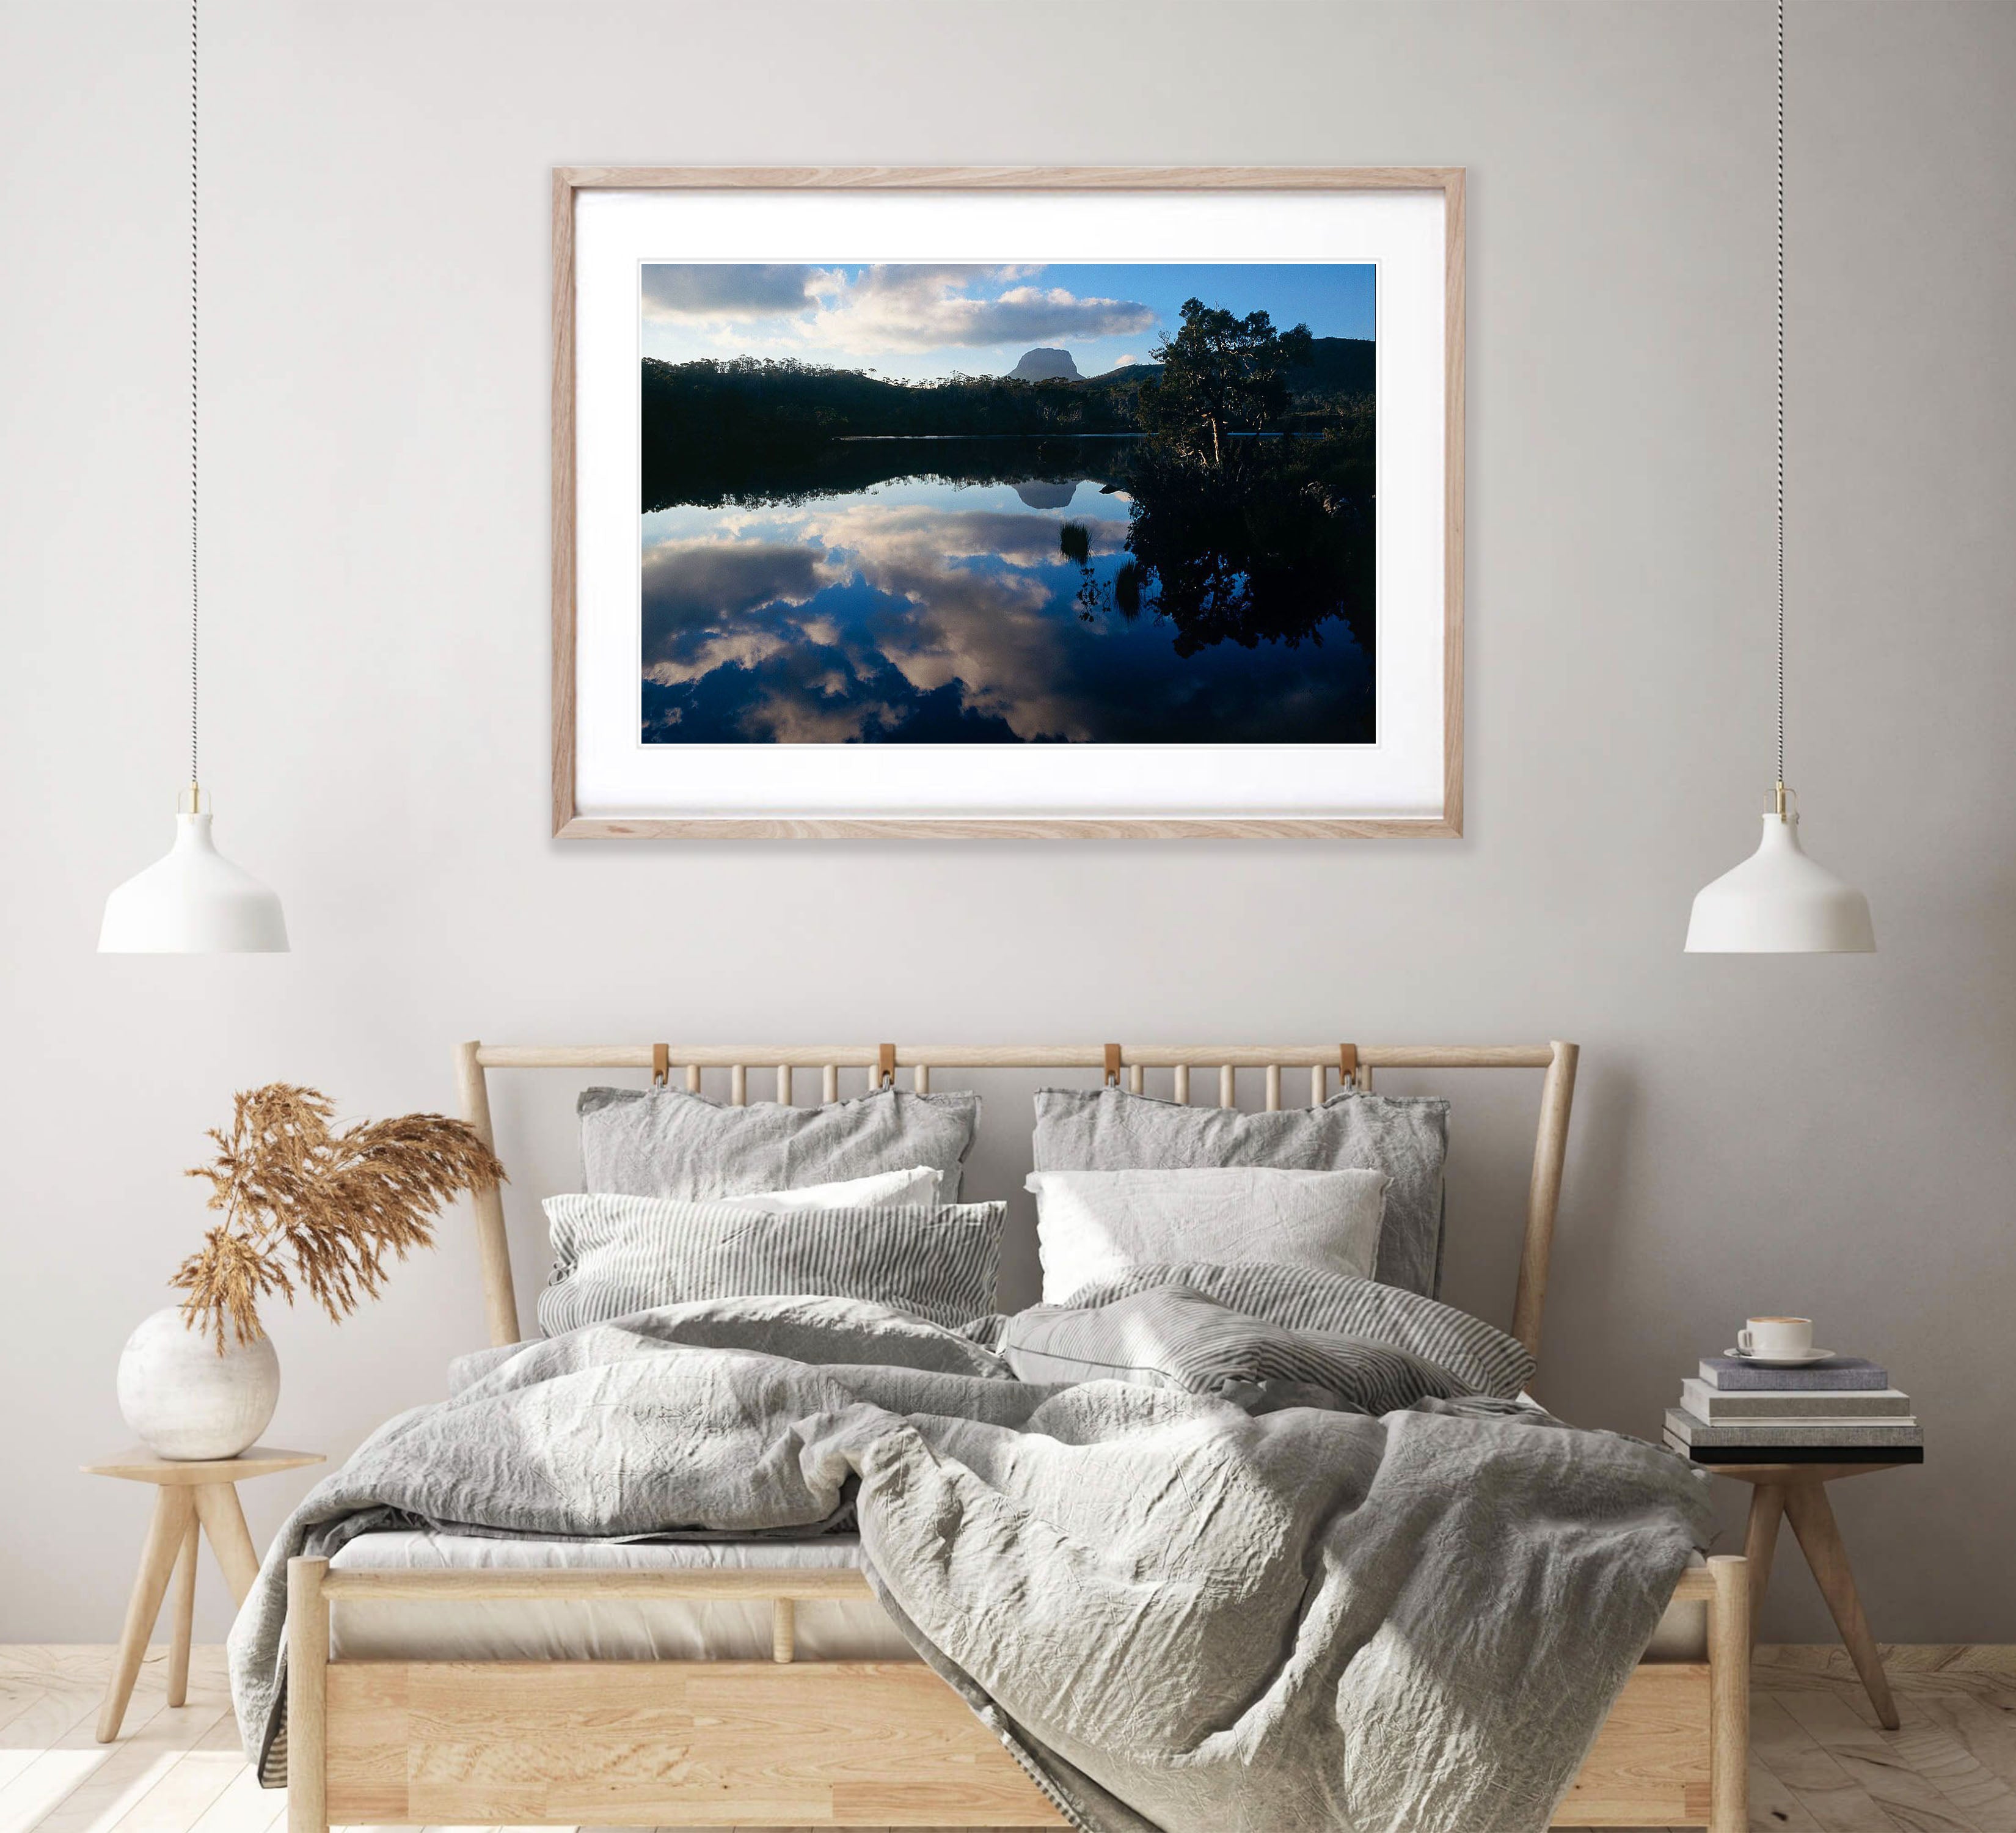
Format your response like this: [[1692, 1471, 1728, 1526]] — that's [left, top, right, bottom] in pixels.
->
[[580, 1085, 979, 1204], [995, 1284, 1480, 1415], [539, 1194, 1005, 1335], [1048, 1261, 1535, 1400], [1031, 1087, 1449, 1296]]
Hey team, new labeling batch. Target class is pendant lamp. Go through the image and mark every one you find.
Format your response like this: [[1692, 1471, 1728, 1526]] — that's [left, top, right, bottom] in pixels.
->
[[100, 0, 287, 954], [1685, 0, 1872, 956]]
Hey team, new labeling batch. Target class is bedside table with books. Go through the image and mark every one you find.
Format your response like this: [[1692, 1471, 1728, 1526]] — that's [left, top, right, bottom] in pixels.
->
[[1666, 1323, 1919, 1731]]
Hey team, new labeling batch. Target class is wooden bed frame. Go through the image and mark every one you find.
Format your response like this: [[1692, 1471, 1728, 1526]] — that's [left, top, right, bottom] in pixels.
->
[[285, 1041, 1748, 1832]]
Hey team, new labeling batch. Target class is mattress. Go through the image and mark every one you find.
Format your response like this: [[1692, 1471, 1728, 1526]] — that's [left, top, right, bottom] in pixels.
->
[[327, 1532, 912, 1662], [327, 1529, 1709, 1663]]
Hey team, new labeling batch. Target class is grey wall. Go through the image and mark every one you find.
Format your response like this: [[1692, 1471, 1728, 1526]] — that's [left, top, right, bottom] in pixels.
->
[[3, 0, 2012, 1645]]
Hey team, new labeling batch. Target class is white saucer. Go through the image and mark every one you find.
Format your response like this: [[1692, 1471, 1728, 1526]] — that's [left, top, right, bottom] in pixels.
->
[[1725, 1347, 1836, 1367]]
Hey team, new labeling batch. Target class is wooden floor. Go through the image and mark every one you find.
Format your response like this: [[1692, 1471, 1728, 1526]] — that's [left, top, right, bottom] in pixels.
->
[[4, 1645, 2014, 1833]]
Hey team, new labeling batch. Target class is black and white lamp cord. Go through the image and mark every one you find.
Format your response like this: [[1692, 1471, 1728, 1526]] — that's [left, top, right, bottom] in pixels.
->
[[1774, 0, 1786, 796], [188, 0, 200, 794]]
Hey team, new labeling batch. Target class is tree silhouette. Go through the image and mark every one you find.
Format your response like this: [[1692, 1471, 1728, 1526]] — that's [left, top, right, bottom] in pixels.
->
[[1138, 299, 1315, 465]]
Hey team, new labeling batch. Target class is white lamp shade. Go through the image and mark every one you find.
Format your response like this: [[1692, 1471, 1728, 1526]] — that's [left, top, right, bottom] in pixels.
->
[[1684, 813, 1874, 954], [99, 808, 289, 954]]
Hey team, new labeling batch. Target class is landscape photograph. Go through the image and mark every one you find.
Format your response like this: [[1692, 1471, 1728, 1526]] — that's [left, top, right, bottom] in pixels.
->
[[638, 261, 1376, 744]]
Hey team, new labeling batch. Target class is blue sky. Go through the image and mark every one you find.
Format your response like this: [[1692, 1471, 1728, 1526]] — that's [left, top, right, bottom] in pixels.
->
[[640, 262, 1375, 382]]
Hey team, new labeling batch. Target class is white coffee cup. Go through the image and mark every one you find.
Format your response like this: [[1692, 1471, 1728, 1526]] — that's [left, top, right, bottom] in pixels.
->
[[1739, 1316, 1814, 1359]]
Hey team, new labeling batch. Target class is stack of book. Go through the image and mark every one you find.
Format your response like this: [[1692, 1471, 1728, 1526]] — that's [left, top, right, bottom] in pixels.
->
[[1665, 1356, 1923, 1463]]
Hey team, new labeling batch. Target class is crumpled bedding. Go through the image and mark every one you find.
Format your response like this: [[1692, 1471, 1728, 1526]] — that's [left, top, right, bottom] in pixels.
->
[[228, 1284, 1709, 1833]]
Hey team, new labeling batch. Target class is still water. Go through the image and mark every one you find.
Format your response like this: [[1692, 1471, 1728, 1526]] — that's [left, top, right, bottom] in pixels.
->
[[639, 439, 1373, 745]]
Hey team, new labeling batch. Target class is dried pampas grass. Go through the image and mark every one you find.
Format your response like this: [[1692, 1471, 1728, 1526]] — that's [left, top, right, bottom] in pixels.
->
[[175, 1084, 507, 1350]]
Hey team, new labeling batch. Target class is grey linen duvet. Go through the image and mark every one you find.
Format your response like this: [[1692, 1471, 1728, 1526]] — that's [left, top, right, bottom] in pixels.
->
[[228, 1279, 1711, 1833]]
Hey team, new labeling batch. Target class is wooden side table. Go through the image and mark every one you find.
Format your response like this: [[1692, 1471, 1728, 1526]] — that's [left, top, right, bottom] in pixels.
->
[[85, 1443, 323, 1742], [1703, 1458, 1912, 1730]]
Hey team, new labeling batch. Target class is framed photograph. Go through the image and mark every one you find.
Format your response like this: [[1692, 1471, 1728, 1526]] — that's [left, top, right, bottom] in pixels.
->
[[553, 166, 1463, 838]]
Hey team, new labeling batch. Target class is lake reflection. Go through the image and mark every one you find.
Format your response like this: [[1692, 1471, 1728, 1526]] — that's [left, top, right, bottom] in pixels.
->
[[639, 441, 1373, 745]]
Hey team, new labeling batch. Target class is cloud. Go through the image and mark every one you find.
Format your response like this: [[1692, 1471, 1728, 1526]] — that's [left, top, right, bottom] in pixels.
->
[[644, 647, 1018, 746], [637, 504, 1136, 742], [811, 269, 1157, 353], [641, 262, 1157, 357], [817, 501, 1125, 569], [643, 625, 793, 690], [738, 679, 904, 744], [641, 265, 822, 319], [798, 502, 1130, 738], [640, 537, 840, 676], [633, 496, 1369, 750]]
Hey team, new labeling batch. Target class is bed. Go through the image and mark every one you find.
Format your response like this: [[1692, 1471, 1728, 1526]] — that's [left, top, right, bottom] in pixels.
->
[[279, 1040, 1748, 1833]]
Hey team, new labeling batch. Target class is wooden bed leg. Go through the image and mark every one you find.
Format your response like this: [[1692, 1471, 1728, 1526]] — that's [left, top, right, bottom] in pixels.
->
[[287, 1557, 329, 1833], [1707, 1554, 1750, 1833]]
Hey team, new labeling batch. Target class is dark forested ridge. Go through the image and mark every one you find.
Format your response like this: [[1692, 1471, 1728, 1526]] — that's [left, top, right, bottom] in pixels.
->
[[641, 358, 1135, 503], [641, 336, 1373, 510], [1084, 337, 1372, 397]]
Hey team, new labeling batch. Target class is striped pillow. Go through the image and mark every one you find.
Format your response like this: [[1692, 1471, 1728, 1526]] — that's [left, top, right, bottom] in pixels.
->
[[539, 1194, 1005, 1336], [996, 1285, 1480, 1415], [1046, 1261, 1535, 1400]]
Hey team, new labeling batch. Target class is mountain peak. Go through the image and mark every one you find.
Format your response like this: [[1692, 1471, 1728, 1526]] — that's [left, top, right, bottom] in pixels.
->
[[1010, 347, 1080, 381]]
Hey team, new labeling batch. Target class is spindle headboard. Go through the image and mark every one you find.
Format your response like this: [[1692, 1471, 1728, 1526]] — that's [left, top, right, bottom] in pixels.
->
[[453, 1041, 1580, 1366]]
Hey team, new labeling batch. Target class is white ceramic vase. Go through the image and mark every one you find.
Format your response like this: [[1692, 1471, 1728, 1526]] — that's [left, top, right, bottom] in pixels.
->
[[117, 1307, 279, 1460]]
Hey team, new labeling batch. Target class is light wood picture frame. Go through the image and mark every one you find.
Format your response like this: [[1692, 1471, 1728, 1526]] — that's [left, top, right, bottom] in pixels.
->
[[552, 167, 1465, 839]]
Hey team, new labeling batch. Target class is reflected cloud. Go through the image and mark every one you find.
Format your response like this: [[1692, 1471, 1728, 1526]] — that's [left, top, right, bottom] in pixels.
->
[[642, 539, 837, 644], [813, 501, 1125, 568], [640, 538, 841, 690], [637, 481, 1370, 747], [799, 502, 1142, 736]]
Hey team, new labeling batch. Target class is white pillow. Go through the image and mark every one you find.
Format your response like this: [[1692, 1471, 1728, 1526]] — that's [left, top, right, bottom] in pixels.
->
[[717, 1165, 940, 1211], [1026, 1166, 1389, 1303]]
